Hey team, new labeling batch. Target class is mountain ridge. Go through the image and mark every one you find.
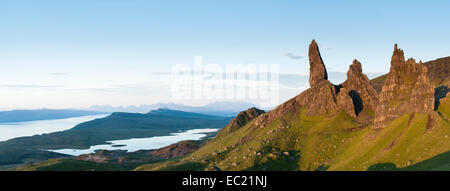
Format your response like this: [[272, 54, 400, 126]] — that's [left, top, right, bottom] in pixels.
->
[[87, 102, 258, 117], [0, 109, 108, 123]]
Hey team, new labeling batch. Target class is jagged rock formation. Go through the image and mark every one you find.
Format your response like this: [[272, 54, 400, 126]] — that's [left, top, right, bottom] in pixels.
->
[[226, 41, 436, 131], [341, 60, 379, 112], [303, 42, 378, 119], [373, 44, 435, 128], [218, 107, 265, 135], [256, 41, 377, 121], [371, 57, 450, 93], [296, 80, 340, 116], [338, 60, 379, 122], [309, 40, 328, 86]]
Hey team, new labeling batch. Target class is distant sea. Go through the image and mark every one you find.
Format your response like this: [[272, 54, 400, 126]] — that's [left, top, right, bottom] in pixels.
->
[[0, 115, 108, 142]]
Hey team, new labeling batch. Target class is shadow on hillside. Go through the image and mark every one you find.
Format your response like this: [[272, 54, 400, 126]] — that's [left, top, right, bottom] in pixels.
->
[[367, 163, 398, 171], [349, 90, 363, 116], [158, 162, 206, 171], [244, 150, 301, 171], [314, 165, 330, 171], [435, 85, 449, 110], [368, 151, 450, 171]]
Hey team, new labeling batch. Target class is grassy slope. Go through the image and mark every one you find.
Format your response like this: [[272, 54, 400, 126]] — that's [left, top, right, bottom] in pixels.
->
[[331, 113, 450, 170], [136, 99, 450, 171], [14, 158, 131, 171], [136, 108, 364, 171]]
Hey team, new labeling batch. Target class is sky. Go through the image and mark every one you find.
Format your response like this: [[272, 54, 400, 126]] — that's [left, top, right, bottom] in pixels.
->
[[1, 0, 449, 110]]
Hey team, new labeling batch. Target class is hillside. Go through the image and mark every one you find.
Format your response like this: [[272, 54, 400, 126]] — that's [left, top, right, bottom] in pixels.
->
[[14, 139, 206, 171], [0, 109, 230, 168], [135, 41, 450, 171]]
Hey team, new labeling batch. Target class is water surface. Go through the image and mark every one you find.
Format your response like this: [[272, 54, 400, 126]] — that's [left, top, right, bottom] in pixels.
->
[[0, 114, 109, 142], [49, 128, 218, 156]]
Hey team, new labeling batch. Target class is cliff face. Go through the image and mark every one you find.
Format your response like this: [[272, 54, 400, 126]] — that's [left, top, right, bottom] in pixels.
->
[[423, 57, 450, 87], [297, 80, 340, 116], [373, 44, 435, 128]]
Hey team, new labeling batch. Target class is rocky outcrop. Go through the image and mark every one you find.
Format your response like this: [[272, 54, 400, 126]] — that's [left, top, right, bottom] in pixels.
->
[[219, 107, 265, 135], [296, 80, 340, 116], [266, 41, 377, 119], [306, 42, 378, 119], [336, 87, 357, 118], [371, 57, 450, 93], [151, 140, 201, 159], [337, 60, 379, 121], [77, 150, 151, 164], [373, 44, 435, 128], [309, 40, 328, 87], [77, 150, 115, 163], [245, 41, 437, 131], [299, 41, 343, 116]]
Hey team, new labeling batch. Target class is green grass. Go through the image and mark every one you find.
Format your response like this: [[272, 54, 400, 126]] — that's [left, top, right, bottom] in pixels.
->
[[14, 158, 131, 171], [136, 108, 365, 171], [330, 112, 450, 170], [438, 97, 450, 119]]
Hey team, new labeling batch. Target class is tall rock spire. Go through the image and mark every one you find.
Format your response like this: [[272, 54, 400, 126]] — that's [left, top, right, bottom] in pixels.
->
[[308, 40, 328, 87], [391, 43, 405, 67]]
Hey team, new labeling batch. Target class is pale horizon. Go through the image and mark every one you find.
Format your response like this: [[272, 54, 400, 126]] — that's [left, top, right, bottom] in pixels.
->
[[1, 0, 449, 109]]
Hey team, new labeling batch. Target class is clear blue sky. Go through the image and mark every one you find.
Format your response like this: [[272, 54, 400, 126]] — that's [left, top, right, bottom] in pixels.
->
[[1, 0, 449, 109]]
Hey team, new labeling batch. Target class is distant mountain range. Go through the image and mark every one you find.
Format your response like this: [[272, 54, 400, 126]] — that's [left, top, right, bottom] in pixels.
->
[[0, 102, 257, 124], [87, 102, 259, 117], [0, 109, 108, 123]]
